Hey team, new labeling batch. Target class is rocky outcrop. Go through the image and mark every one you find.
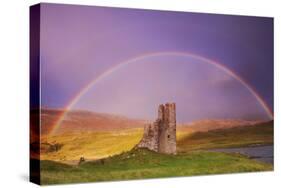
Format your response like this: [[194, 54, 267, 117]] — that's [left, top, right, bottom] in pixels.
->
[[137, 103, 176, 154]]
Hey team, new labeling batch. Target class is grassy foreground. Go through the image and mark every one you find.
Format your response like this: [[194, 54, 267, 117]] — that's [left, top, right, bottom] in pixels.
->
[[40, 148, 272, 185], [39, 121, 273, 184]]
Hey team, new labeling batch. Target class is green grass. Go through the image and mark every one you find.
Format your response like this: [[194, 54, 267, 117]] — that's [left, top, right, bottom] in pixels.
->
[[39, 121, 273, 185], [40, 148, 272, 185], [177, 121, 273, 152]]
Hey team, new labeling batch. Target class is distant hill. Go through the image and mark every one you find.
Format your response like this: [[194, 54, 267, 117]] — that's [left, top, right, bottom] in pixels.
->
[[39, 109, 148, 135], [32, 109, 270, 136], [178, 119, 266, 133]]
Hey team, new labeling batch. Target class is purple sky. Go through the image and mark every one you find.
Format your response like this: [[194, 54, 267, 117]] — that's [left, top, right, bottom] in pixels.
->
[[38, 3, 273, 122]]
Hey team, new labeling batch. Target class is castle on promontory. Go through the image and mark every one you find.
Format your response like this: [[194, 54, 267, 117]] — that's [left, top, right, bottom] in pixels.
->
[[137, 103, 176, 154]]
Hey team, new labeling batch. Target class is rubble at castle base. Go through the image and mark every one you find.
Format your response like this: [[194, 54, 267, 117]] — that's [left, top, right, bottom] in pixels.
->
[[137, 120, 160, 152], [137, 103, 176, 154]]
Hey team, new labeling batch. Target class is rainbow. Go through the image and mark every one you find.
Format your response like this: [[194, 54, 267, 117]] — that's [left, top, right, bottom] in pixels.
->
[[49, 51, 273, 135]]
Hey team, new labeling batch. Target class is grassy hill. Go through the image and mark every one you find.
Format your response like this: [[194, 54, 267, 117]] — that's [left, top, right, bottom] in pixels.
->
[[178, 119, 264, 132], [177, 121, 273, 152], [40, 129, 143, 161], [40, 120, 273, 162], [39, 120, 273, 184], [40, 148, 272, 185]]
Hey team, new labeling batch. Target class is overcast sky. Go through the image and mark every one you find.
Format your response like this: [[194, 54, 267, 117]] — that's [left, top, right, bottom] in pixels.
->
[[37, 3, 273, 122]]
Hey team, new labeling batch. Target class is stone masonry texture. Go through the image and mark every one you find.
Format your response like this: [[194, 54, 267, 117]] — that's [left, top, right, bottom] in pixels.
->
[[137, 103, 176, 154]]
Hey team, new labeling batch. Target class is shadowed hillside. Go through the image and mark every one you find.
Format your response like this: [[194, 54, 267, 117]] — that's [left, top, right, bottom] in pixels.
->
[[178, 119, 265, 133], [178, 120, 273, 152]]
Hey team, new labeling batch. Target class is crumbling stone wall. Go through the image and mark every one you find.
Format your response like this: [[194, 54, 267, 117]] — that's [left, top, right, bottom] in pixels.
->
[[137, 103, 176, 154]]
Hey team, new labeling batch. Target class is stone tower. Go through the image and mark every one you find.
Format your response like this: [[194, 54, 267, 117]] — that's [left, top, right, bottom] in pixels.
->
[[137, 103, 176, 154]]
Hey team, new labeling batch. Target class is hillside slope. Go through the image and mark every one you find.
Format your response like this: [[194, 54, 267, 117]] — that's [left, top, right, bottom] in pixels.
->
[[40, 120, 273, 162], [178, 119, 264, 132], [35, 109, 266, 135], [178, 120, 273, 152], [39, 109, 147, 135], [40, 148, 272, 185]]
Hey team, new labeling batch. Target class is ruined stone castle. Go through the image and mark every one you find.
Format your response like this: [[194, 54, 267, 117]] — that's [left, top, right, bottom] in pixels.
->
[[137, 103, 176, 154]]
